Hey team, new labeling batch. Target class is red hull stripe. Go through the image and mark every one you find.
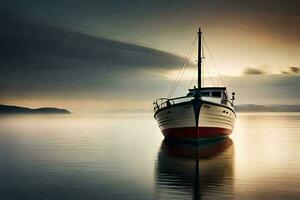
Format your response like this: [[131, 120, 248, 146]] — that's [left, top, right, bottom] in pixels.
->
[[162, 127, 232, 139]]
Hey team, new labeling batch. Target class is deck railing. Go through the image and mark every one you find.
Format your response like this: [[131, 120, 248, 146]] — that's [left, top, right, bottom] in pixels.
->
[[223, 99, 234, 107], [153, 96, 194, 112]]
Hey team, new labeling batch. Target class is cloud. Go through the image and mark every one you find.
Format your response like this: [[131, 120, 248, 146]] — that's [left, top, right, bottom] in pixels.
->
[[243, 67, 267, 75], [0, 13, 185, 99], [243, 66, 300, 76], [0, 12, 184, 70], [281, 67, 300, 74]]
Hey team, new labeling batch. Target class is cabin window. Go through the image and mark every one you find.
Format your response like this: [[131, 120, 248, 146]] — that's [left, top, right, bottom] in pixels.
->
[[212, 91, 221, 97], [201, 91, 210, 96]]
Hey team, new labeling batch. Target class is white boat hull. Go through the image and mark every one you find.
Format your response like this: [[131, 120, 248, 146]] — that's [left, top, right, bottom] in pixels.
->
[[154, 100, 235, 141]]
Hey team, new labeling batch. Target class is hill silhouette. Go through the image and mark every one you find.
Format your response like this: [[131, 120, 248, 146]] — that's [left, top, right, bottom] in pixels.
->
[[0, 104, 71, 114]]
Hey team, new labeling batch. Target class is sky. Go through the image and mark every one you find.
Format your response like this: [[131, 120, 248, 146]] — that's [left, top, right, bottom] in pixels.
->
[[0, 0, 299, 113]]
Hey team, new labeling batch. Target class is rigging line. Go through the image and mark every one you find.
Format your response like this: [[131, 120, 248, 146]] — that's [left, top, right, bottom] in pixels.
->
[[168, 34, 197, 98], [202, 42, 204, 88], [187, 62, 198, 89], [203, 56, 205, 88], [202, 36, 225, 86], [201, 42, 204, 88], [202, 45, 215, 87], [204, 57, 215, 87], [167, 35, 197, 98], [186, 37, 198, 89], [169, 35, 197, 98], [169, 41, 195, 97]]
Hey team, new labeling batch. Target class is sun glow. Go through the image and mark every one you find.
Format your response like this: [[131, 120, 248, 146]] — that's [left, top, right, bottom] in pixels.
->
[[164, 68, 223, 81]]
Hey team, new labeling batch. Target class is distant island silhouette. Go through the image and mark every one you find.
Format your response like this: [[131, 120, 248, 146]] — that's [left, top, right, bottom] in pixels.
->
[[0, 104, 71, 114], [235, 104, 300, 112]]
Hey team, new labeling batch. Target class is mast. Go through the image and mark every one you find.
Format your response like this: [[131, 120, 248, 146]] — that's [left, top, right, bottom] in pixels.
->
[[197, 28, 202, 89]]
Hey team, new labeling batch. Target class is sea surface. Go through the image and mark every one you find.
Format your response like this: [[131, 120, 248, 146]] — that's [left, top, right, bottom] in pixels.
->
[[0, 113, 299, 200]]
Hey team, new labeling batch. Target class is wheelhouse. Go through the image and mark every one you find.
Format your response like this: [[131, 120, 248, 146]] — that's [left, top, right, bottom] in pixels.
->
[[187, 87, 227, 98], [186, 87, 231, 106]]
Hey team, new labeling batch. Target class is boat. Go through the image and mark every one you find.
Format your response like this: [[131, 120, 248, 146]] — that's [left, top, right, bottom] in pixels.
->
[[153, 28, 236, 142]]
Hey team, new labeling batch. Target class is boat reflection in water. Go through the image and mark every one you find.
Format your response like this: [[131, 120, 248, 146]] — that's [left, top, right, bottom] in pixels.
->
[[155, 138, 234, 199]]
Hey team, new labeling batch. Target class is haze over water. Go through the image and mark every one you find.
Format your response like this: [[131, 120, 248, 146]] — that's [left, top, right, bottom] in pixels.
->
[[0, 112, 299, 199]]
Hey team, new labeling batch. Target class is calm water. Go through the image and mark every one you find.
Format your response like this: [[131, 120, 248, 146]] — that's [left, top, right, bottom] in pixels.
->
[[0, 113, 299, 199]]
